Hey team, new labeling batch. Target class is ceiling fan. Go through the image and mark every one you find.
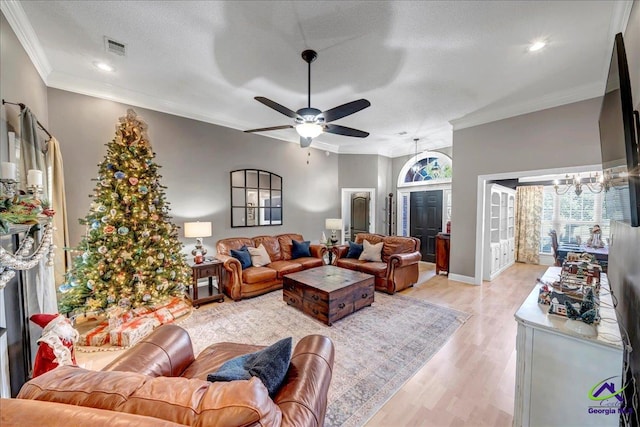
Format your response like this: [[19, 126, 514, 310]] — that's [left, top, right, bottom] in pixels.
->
[[245, 49, 371, 148]]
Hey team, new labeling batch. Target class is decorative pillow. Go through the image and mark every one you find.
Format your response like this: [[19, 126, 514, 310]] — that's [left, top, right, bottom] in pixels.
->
[[346, 241, 364, 259], [291, 240, 311, 259], [248, 244, 271, 267], [358, 239, 383, 262], [230, 246, 252, 269], [207, 337, 292, 397]]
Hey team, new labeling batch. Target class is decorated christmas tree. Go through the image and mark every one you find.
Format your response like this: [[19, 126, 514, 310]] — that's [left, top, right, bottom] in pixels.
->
[[59, 109, 191, 315]]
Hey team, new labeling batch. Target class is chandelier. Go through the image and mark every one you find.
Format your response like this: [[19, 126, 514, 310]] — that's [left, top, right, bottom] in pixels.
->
[[553, 172, 611, 196]]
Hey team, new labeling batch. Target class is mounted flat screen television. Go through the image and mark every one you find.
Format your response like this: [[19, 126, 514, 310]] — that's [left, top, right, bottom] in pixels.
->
[[598, 32, 640, 227]]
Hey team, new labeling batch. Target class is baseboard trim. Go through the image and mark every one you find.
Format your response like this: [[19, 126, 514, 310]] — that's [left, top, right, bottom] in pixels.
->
[[448, 274, 478, 285]]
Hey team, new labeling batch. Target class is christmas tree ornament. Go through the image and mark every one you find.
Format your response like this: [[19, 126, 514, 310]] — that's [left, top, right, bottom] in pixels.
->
[[128, 177, 139, 185], [117, 226, 129, 235]]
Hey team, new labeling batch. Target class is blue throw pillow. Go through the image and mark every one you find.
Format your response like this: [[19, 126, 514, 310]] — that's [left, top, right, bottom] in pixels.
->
[[291, 240, 311, 259], [230, 246, 252, 269], [346, 241, 364, 259], [207, 337, 292, 397]]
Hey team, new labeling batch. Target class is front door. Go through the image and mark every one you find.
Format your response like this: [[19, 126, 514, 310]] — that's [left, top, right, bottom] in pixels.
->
[[410, 190, 443, 262], [350, 193, 370, 241]]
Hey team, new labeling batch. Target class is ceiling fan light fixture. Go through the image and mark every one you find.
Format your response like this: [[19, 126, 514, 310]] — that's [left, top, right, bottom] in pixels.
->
[[528, 40, 546, 52], [296, 122, 323, 138]]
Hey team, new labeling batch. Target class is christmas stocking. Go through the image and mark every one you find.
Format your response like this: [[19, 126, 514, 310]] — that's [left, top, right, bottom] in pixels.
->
[[30, 313, 79, 377]]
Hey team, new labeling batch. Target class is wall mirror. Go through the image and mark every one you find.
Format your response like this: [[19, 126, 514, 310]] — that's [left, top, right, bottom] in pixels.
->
[[231, 169, 282, 227]]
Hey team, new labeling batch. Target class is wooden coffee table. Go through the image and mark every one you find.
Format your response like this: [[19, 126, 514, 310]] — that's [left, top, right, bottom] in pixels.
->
[[283, 266, 375, 326]]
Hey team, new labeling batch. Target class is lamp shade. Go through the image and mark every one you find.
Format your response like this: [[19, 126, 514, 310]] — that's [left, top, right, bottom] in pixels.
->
[[325, 218, 342, 230], [184, 221, 212, 238]]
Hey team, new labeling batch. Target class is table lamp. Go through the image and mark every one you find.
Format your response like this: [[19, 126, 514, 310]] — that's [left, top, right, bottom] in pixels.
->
[[325, 218, 343, 245], [184, 221, 212, 263]]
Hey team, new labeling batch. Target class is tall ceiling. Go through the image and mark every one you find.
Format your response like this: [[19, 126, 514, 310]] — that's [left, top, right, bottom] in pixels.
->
[[2, 1, 633, 157]]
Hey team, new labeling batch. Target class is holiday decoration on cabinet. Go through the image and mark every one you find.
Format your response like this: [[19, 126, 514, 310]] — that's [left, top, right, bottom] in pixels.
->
[[483, 184, 515, 281]]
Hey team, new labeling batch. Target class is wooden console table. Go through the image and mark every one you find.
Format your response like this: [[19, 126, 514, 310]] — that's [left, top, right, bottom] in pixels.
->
[[188, 259, 225, 308]]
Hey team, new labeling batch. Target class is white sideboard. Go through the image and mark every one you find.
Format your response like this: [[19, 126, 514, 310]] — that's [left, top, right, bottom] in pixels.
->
[[513, 267, 624, 427]]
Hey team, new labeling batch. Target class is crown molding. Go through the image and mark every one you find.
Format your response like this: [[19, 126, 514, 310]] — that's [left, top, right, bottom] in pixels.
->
[[0, 0, 51, 83], [449, 81, 602, 131]]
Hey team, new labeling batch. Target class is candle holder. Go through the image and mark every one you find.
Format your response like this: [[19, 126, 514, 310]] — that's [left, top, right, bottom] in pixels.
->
[[0, 179, 19, 200], [27, 184, 43, 200]]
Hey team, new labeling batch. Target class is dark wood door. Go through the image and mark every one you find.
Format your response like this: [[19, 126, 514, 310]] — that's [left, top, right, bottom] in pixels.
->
[[410, 190, 443, 262], [350, 194, 370, 241]]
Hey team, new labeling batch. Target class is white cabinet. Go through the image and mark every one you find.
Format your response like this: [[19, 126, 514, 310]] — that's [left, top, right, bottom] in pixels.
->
[[514, 268, 623, 427], [484, 184, 516, 280]]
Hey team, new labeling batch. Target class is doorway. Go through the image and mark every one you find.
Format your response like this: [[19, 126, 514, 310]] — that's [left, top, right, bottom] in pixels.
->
[[350, 193, 370, 241], [410, 190, 443, 262], [341, 188, 376, 242]]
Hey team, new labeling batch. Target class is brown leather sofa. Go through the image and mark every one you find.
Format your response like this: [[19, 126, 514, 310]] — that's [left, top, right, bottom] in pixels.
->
[[2, 324, 335, 427], [216, 233, 326, 300], [334, 233, 421, 294]]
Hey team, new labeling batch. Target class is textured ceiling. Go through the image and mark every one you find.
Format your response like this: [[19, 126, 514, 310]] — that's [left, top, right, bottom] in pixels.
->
[[2, 1, 633, 157]]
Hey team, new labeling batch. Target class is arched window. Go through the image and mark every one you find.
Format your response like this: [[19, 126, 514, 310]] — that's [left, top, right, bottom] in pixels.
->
[[398, 151, 452, 188]]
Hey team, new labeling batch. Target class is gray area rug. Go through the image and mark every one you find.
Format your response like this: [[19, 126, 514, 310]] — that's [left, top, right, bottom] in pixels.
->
[[178, 291, 469, 427]]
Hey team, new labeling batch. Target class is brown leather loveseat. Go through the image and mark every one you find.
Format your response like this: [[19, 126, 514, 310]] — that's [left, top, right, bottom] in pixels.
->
[[216, 233, 326, 300], [334, 233, 421, 294], [2, 324, 335, 427]]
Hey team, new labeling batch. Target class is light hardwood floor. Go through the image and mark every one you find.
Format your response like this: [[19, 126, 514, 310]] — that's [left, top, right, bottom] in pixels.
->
[[76, 261, 548, 426], [366, 262, 548, 427]]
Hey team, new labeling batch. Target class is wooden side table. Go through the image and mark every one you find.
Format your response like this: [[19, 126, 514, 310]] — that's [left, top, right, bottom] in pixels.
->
[[188, 259, 225, 308], [435, 233, 450, 276]]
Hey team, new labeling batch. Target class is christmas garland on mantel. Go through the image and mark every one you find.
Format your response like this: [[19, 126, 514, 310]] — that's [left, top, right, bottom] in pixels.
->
[[0, 220, 56, 289]]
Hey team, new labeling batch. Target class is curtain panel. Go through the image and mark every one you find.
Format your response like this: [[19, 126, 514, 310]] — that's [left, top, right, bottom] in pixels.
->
[[514, 186, 543, 264]]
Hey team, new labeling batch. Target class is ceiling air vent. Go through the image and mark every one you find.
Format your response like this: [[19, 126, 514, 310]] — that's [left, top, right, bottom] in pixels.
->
[[104, 37, 126, 56]]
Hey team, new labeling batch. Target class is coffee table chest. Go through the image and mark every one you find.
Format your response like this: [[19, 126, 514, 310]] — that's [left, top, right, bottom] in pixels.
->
[[283, 266, 374, 325]]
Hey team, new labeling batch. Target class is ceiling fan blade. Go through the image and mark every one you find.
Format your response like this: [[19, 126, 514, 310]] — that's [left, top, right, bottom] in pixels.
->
[[255, 97, 300, 119], [320, 99, 371, 123], [324, 124, 369, 138], [244, 125, 293, 133], [300, 137, 313, 148]]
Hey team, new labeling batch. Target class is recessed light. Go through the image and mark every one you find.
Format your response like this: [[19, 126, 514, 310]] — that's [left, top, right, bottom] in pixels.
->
[[528, 41, 546, 52], [94, 61, 115, 72]]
